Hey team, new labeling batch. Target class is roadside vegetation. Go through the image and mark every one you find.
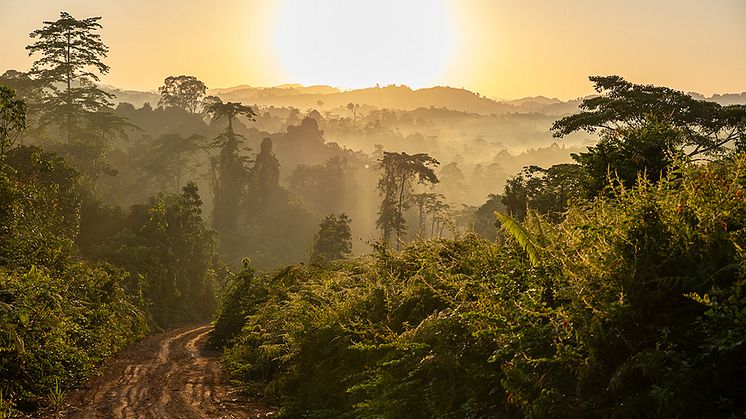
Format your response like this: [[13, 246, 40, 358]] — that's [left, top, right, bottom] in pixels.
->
[[214, 153, 746, 418], [1, 9, 745, 419]]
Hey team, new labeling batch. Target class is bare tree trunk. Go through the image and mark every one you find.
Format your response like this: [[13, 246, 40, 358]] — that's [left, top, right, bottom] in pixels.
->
[[417, 202, 425, 237], [396, 174, 407, 250], [66, 30, 72, 143]]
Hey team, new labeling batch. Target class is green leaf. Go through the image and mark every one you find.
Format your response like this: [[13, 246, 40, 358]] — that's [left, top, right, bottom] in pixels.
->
[[494, 211, 540, 267]]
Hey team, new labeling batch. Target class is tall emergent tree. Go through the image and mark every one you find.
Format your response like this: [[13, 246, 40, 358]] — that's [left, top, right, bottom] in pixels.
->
[[158, 75, 208, 113], [376, 151, 439, 247], [0, 86, 27, 157], [204, 96, 256, 234], [26, 11, 114, 141], [310, 213, 352, 265], [551, 75, 746, 196], [250, 137, 281, 212], [552, 75, 746, 159]]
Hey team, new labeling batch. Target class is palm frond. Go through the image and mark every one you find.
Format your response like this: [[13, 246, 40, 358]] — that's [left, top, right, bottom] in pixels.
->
[[495, 211, 540, 267]]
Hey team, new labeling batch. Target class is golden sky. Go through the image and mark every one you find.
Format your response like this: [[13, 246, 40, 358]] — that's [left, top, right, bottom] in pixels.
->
[[1, 0, 745, 99]]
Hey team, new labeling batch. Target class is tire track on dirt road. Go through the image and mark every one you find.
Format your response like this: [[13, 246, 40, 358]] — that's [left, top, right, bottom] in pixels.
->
[[58, 324, 275, 419]]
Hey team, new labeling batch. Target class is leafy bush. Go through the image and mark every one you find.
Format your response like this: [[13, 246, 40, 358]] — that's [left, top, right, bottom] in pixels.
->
[[0, 146, 149, 413], [0, 265, 148, 411], [91, 182, 219, 326], [216, 154, 746, 418]]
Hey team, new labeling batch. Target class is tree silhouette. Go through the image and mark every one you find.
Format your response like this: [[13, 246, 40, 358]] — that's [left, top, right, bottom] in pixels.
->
[[204, 97, 256, 234], [552, 75, 746, 159], [204, 98, 256, 136], [158, 75, 207, 113], [502, 164, 586, 222], [26, 11, 114, 142], [250, 137, 280, 213], [310, 213, 352, 265], [346, 102, 359, 126], [376, 151, 439, 247]]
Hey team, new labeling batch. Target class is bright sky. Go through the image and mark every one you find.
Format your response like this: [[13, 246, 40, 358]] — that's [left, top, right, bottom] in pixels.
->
[[0, 0, 744, 99]]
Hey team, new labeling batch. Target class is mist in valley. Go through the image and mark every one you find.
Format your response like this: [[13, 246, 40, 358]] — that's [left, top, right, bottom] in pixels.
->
[[1, 2, 745, 417]]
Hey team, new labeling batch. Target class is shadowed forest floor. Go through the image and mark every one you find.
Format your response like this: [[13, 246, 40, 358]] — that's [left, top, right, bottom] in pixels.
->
[[45, 325, 275, 419]]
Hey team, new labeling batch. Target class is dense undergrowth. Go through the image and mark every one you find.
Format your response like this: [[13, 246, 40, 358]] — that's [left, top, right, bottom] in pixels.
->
[[0, 146, 218, 415], [214, 154, 746, 418]]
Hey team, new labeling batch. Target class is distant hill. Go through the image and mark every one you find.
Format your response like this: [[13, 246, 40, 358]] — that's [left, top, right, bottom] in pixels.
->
[[210, 84, 341, 97], [100, 85, 160, 108], [100, 82, 745, 116], [689, 92, 746, 106], [211, 84, 519, 115]]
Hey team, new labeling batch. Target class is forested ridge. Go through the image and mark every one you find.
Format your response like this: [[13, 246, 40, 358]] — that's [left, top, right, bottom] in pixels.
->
[[1, 10, 745, 419]]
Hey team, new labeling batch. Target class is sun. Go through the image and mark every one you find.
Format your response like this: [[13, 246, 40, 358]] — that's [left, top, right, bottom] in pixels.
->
[[273, 0, 455, 89]]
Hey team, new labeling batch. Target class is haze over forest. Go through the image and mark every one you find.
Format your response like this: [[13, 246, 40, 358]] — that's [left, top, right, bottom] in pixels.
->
[[1, 1, 745, 418]]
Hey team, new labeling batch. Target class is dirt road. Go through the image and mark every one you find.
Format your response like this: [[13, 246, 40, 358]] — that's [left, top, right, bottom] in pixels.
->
[[58, 324, 275, 419]]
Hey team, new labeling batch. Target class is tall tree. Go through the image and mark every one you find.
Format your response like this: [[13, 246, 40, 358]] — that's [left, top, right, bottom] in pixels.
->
[[251, 137, 281, 211], [204, 97, 256, 234], [26, 11, 114, 141], [0, 86, 27, 157], [158, 75, 208, 113], [376, 151, 439, 247], [346, 103, 360, 126], [552, 75, 746, 159]]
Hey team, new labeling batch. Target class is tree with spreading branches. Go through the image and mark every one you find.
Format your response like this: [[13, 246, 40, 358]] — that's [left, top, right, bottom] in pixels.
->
[[203, 97, 256, 234], [552, 75, 746, 159], [158, 75, 207, 113], [26, 11, 114, 141]]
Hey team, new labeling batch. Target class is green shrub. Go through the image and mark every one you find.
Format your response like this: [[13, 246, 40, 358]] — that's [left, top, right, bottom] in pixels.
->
[[217, 155, 746, 418], [0, 264, 148, 410], [0, 146, 149, 414]]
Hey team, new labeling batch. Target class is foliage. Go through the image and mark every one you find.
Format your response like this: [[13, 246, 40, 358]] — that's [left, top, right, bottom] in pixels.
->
[[376, 151, 439, 247], [0, 146, 80, 270], [310, 214, 353, 265], [26, 11, 115, 141], [92, 182, 219, 326], [0, 264, 148, 412], [0, 86, 28, 157], [552, 75, 746, 159], [495, 211, 540, 266], [571, 118, 686, 196], [502, 163, 586, 222], [0, 146, 148, 413], [216, 154, 746, 418], [0, 71, 43, 106], [158, 75, 207, 113]]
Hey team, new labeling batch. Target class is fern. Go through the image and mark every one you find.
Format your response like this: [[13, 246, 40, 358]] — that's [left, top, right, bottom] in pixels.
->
[[494, 212, 540, 267]]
